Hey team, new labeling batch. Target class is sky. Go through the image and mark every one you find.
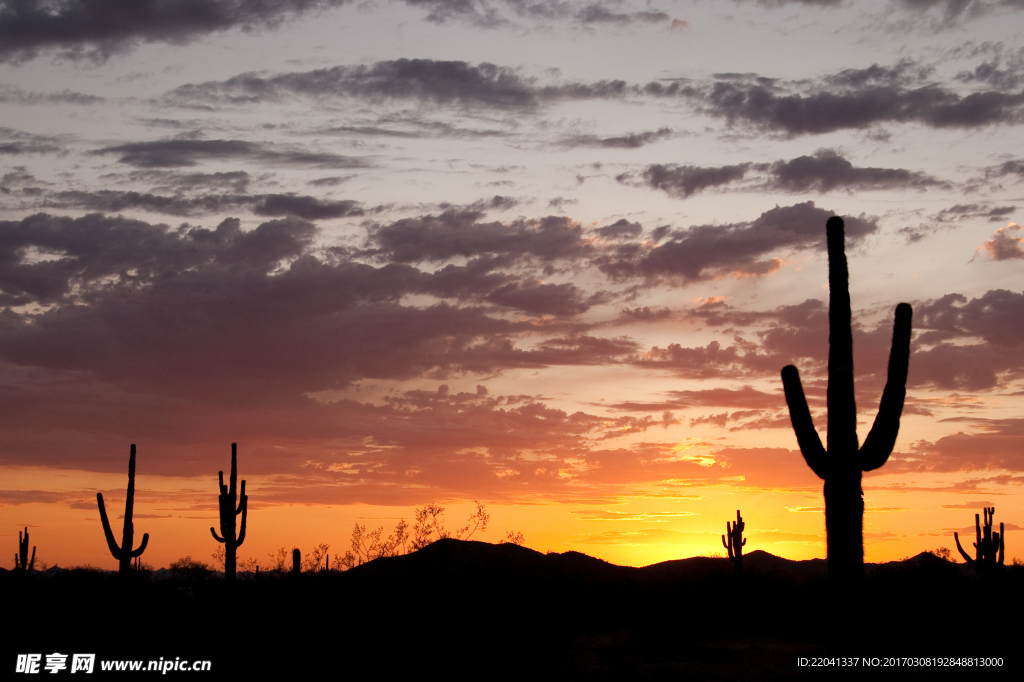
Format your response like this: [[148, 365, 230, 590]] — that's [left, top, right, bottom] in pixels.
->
[[1, 0, 1023, 571]]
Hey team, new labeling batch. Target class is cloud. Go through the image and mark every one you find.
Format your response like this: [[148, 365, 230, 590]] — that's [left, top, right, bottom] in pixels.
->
[[0, 85, 103, 106], [0, 489, 69, 505], [0, 0, 352, 63], [170, 59, 543, 110], [629, 163, 751, 199], [889, 418, 1024, 473], [976, 223, 1024, 260], [399, 0, 669, 29], [92, 137, 367, 169], [766, 149, 944, 192], [596, 201, 878, 282], [915, 289, 1024, 347], [626, 151, 941, 199], [560, 127, 673, 149], [630, 290, 1019, 396], [40, 189, 363, 220], [252, 194, 363, 220], [0, 212, 639, 395], [696, 69, 1024, 135], [0, 127, 63, 155], [366, 209, 592, 263]]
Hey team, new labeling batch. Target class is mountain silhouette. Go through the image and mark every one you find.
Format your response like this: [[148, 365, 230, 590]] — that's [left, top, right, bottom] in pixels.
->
[[5, 540, 1019, 678]]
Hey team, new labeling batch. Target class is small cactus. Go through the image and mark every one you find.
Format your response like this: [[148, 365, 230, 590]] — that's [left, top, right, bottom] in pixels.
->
[[97, 444, 150, 575], [721, 510, 746, 574], [954, 507, 1004, 573], [292, 548, 301, 575], [210, 443, 247, 581], [15, 527, 35, 574]]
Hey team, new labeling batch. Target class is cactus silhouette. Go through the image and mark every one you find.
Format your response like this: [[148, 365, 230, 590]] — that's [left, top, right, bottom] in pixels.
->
[[210, 443, 247, 581], [721, 510, 746, 574], [292, 548, 301, 575], [954, 507, 1004, 573], [780, 216, 912, 583], [15, 527, 35, 574], [97, 444, 150, 575]]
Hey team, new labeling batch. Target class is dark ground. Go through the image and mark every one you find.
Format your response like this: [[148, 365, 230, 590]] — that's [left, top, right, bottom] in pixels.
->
[[5, 540, 1020, 679]]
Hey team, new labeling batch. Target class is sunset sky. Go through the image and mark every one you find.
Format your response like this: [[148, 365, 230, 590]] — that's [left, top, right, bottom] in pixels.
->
[[1, 0, 1022, 571]]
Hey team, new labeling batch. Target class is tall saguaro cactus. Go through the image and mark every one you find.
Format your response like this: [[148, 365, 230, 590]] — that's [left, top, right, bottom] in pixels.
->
[[722, 510, 746, 574], [97, 444, 150, 575], [780, 216, 912, 583], [210, 443, 248, 581], [15, 527, 35, 574], [954, 507, 1004, 573]]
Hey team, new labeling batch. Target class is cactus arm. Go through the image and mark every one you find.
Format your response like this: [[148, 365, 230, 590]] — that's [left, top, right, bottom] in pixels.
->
[[781, 365, 829, 479], [975, 513, 983, 562], [954, 532, 976, 569], [236, 494, 247, 547], [741, 537, 747, 547], [211, 526, 226, 543], [722, 533, 731, 555], [131, 533, 149, 558], [97, 493, 124, 559], [998, 522, 1004, 565], [236, 480, 246, 515], [860, 303, 913, 471]]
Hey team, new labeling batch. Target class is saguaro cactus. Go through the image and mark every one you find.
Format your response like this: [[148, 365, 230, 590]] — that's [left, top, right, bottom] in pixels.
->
[[954, 507, 1004, 573], [721, 510, 746, 574], [292, 548, 301, 575], [97, 444, 150, 575], [210, 443, 247, 581], [780, 216, 912, 583], [15, 527, 35, 574]]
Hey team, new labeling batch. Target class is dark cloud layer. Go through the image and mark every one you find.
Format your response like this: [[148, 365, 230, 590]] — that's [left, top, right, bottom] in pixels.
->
[[767, 150, 943, 192], [699, 69, 1024, 135], [627, 151, 942, 199], [0, 127, 63, 156], [0, 0, 351, 62], [636, 163, 750, 198], [400, 0, 669, 29], [171, 59, 543, 109], [41, 189, 363, 220], [597, 202, 878, 281], [92, 138, 366, 169], [162, 56, 1024, 140]]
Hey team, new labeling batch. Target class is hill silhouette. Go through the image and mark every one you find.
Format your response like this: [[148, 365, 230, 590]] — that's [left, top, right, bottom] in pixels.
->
[[5, 541, 1019, 678]]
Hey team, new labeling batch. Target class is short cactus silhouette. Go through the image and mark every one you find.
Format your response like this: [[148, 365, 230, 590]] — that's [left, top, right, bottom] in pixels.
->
[[954, 507, 1004, 573], [721, 510, 746, 574], [210, 443, 247, 581], [292, 548, 301, 575], [15, 527, 35, 574], [97, 444, 150, 575], [780, 216, 912, 583]]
